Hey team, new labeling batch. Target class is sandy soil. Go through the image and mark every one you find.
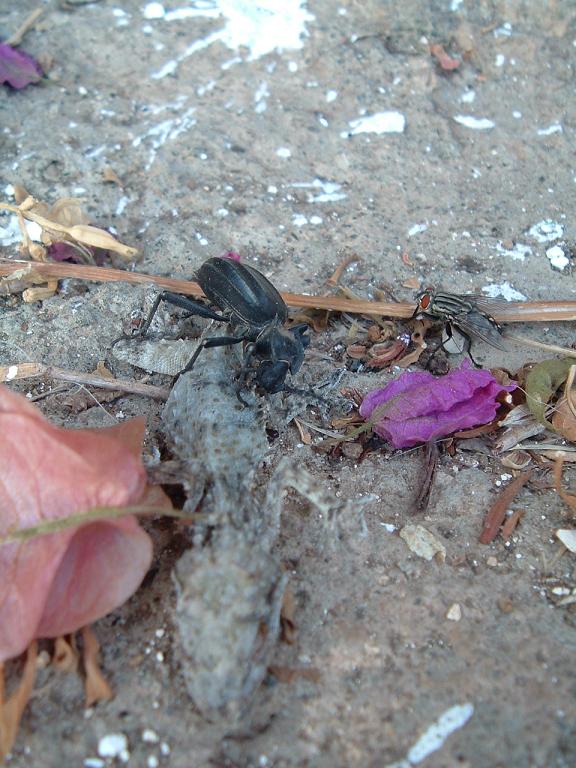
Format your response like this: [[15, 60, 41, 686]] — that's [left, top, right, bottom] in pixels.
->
[[1, 1, 575, 767]]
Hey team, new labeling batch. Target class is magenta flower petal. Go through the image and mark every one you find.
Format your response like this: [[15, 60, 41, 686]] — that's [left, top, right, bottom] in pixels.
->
[[0, 43, 43, 89], [359, 362, 515, 448]]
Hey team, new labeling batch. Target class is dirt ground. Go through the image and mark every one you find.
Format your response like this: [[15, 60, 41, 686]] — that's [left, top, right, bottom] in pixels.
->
[[1, 1, 576, 766]]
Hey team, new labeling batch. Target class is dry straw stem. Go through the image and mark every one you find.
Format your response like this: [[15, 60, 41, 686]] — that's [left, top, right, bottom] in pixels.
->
[[0, 362, 170, 400], [5, 8, 44, 47], [0, 203, 137, 259], [2, 260, 576, 322]]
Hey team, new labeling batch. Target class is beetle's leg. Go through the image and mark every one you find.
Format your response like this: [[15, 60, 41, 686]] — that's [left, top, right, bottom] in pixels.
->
[[181, 335, 244, 375], [139, 291, 225, 337], [234, 343, 257, 401]]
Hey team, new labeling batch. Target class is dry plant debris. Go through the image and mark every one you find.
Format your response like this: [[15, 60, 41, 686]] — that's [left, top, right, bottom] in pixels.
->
[[0, 387, 171, 757], [359, 361, 515, 448]]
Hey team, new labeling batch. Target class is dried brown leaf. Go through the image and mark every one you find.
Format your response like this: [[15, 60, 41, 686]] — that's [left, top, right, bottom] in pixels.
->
[[0, 642, 37, 762], [501, 509, 526, 540], [554, 455, 576, 516], [53, 636, 79, 673], [552, 396, 576, 442], [479, 471, 532, 544], [102, 167, 124, 187], [430, 43, 461, 70], [82, 626, 113, 707]]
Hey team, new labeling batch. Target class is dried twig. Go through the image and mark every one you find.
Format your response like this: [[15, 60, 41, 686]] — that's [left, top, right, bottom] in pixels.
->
[[413, 441, 439, 513], [479, 470, 533, 544], [0, 362, 169, 400], [2, 260, 576, 321], [5, 8, 44, 47], [505, 333, 576, 360], [325, 255, 359, 287]]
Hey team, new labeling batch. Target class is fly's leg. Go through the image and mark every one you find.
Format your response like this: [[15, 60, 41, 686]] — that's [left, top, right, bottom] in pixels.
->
[[459, 330, 481, 367]]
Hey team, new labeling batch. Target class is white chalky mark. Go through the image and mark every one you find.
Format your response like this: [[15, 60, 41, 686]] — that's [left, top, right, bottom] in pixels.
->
[[453, 115, 495, 130], [0, 215, 22, 246], [407, 704, 474, 763], [408, 223, 428, 238], [546, 245, 569, 271], [537, 123, 562, 136], [345, 111, 406, 135], [143, 2, 165, 19], [496, 242, 532, 261], [482, 282, 526, 301], [528, 219, 564, 243], [147, 0, 314, 75], [98, 734, 128, 759]]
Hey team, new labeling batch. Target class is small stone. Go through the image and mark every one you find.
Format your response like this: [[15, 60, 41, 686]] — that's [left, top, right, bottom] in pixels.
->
[[400, 524, 446, 562], [486, 556, 498, 567], [142, 729, 159, 744], [341, 442, 364, 460], [446, 603, 462, 621], [98, 734, 128, 759], [497, 597, 514, 614], [555, 529, 576, 553]]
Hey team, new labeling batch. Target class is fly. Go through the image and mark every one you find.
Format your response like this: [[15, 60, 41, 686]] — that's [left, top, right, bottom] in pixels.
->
[[414, 288, 506, 366]]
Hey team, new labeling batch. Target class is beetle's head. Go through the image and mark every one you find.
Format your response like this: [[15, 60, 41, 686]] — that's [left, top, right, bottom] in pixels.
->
[[256, 360, 290, 394]]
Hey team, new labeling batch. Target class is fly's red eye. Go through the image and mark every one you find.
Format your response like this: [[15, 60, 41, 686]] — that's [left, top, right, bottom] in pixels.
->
[[419, 294, 431, 310]]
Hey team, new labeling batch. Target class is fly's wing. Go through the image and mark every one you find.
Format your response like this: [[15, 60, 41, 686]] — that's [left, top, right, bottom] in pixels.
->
[[449, 294, 522, 318], [451, 308, 507, 350]]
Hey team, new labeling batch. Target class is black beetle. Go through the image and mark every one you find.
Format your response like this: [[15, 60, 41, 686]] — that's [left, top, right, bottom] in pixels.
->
[[138, 257, 309, 399]]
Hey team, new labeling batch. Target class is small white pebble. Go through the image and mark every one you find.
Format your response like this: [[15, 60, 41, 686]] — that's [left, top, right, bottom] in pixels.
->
[[486, 556, 498, 567], [142, 729, 159, 744], [276, 147, 292, 158], [160, 742, 171, 756], [84, 759, 105, 768], [98, 734, 128, 759], [147, 757, 159, 768], [155, 629, 165, 639], [143, 2, 165, 19], [156, 651, 165, 662], [446, 603, 462, 621]]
